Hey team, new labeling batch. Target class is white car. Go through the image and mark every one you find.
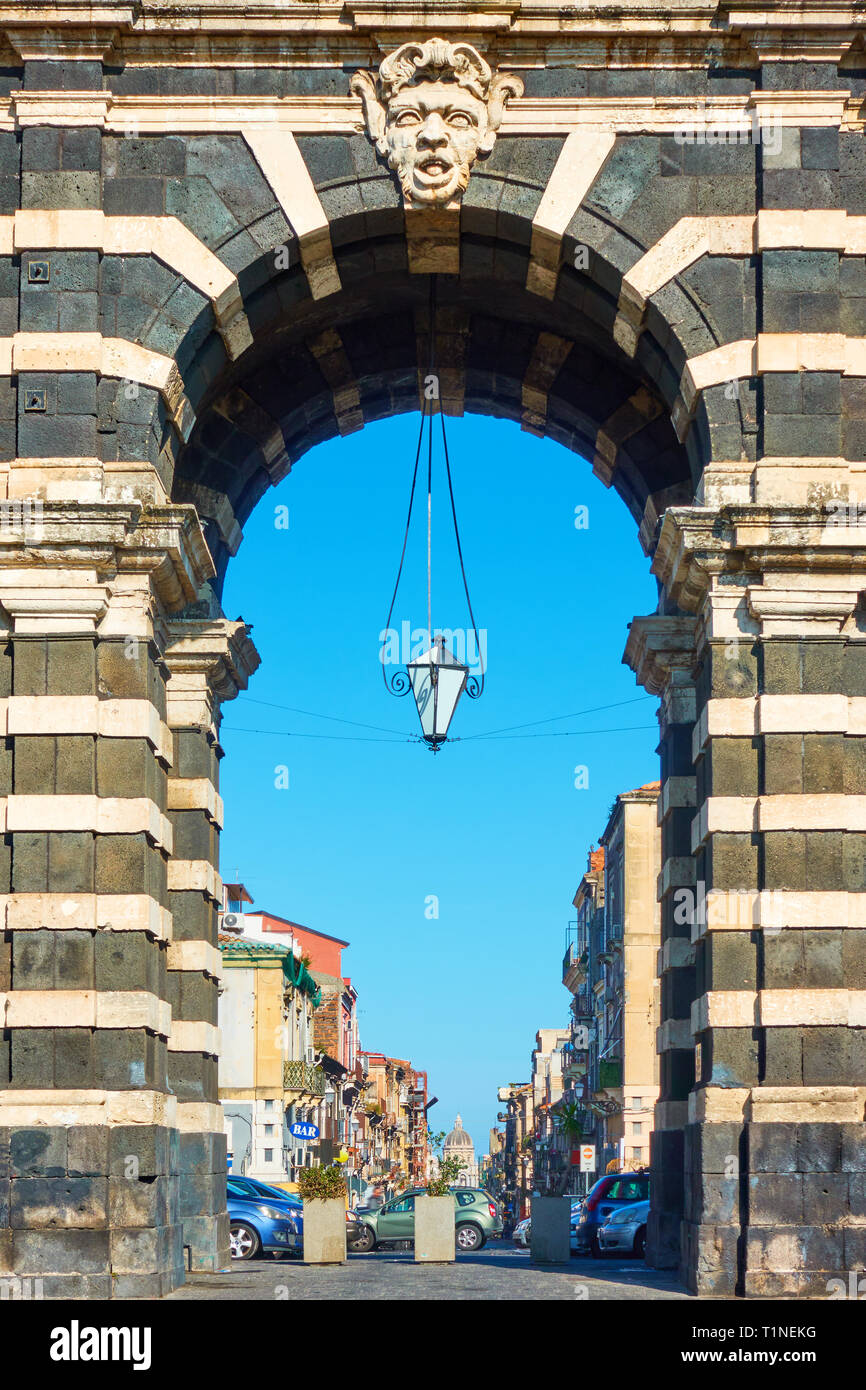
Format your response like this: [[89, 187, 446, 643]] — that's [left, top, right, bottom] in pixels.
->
[[513, 1217, 531, 1248]]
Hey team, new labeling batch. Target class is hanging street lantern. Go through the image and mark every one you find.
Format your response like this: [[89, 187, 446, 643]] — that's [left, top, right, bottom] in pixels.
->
[[406, 636, 469, 752], [381, 278, 484, 751]]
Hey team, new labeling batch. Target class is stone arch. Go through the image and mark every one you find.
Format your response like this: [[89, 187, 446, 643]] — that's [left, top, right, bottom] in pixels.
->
[[4, 9, 866, 1305]]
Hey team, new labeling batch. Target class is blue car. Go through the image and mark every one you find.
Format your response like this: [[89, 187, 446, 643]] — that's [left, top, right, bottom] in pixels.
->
[[226, 1176, 367, 1257], [572, 1172, 650, 1257], [227, 1189, 301, 1261], [227, 1176, 301, 1210]]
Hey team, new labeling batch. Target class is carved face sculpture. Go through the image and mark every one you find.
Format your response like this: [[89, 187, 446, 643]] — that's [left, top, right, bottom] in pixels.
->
[[352, 40, 523, 211], [385, 79, 490, 208]]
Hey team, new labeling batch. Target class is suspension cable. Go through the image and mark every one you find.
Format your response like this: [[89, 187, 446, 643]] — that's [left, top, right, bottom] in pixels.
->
[[439, 379, 485, 696], [381, 395, 427, 693]]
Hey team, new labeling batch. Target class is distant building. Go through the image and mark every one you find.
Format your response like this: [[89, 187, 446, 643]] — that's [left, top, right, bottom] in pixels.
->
[[598, 783, 661, 1173], [218, 889, 368, 1189], [363, 1054, 430, 1189], [531, 1028, 571, 1193], [496, 1083, 533, 1217], [218, 931, 321, 1186], [443, 1115, 477, 1187], [558, 784, 661, 1189]]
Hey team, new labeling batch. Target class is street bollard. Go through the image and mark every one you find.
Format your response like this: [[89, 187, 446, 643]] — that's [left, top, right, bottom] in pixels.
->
[[529, 1196, 571, 1264]]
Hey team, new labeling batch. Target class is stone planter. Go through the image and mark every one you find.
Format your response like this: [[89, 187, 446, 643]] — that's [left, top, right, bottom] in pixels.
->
[[530, 1196, 571, 1264], [302, 1198, 347, 1265], [414, 1194, 455, 1263]]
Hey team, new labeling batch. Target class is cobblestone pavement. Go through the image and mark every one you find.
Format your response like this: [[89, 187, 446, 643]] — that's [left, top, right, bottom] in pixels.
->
[[166, 1242, 692, 1301]]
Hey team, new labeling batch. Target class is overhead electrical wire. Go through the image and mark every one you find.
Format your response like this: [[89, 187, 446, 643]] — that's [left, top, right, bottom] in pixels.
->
[[220, 721, 657, 746], [237, 691, 655, 738]]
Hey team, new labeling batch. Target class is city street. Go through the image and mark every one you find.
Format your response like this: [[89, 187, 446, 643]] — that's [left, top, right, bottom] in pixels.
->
[[167, 1242, 691, 1302]]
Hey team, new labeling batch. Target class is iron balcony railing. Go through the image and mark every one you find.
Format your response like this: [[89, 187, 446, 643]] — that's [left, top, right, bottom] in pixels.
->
[[283, 1060, 327, 1096], [570, 991, 594, 1020]]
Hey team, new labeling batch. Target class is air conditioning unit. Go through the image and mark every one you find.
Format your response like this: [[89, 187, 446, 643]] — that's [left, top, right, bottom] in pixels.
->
[[222, 913, 239, 930]]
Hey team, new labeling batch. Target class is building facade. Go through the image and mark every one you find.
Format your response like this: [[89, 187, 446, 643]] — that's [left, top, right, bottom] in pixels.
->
[[557, 788, 661, 1191], [231, 907, 370, 1185], [596, 784, 662, 1173], [362, 1054, 430, 1191], [5, 0, 866, 1300], [218, 929, 322, 1185], [496, 1082, 534, 1220]]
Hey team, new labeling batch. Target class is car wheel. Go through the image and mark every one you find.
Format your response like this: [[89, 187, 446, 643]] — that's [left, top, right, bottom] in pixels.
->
[[349, 1225, 376, 1253], [456, 1222, 485, 1252], [590, 1235, 603, 1259], [633, 1226, 647, 1258], [230, 1221, 261, 1260]]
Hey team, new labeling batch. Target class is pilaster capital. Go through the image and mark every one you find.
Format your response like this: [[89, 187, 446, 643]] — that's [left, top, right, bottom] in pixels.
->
[[163, 617, 261, 732], [623, 614, 698, 696], [0, 500, 214, 635], [654, 504, 866, 638]]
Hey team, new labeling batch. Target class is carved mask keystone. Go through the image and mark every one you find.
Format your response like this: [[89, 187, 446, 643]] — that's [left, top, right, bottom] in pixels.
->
[[351, 39, 523, 211]]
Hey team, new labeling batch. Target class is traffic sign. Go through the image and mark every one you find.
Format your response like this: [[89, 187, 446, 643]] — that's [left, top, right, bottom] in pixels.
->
[[579, 1144, 596, 1173]]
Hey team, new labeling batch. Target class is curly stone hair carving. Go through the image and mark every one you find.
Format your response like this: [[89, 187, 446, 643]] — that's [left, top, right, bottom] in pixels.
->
[[378, 39, 493, 103]]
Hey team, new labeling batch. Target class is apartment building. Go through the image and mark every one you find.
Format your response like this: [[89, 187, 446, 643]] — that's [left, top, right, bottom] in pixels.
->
[[558, 785, 661, 1187]]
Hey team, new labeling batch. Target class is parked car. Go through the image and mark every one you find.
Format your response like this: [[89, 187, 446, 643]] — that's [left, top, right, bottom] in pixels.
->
[[287, 1207, 369, 1254], [352, 1187, 504, 1253], [572, 1172, 650, 1257], [597, 1198, 650, 1257], [513, 1216, 531, 1249], [228, 1176, 301, 1210], [569, 1198, 583, 1252], [228, 1192, 300, 1260], [346, 1212, 370, 1251]]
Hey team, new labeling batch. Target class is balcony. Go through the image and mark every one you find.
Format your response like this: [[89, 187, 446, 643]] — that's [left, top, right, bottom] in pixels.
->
[[562, 941, 589, 994], [597, 1058, 622, 1091], [284, 1060, 327, 1097], [570, 991, 594, 1021]]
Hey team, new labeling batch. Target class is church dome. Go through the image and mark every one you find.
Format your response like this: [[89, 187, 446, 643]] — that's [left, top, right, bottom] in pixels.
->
[[444, 1114, 473, 1149]]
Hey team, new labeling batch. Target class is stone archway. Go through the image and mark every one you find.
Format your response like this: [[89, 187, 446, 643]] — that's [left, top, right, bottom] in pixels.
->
[[0, 3, 865, 1301]]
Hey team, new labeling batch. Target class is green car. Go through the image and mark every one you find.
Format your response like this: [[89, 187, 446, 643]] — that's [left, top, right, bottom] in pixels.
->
[[351, 1188, 503, 1253]]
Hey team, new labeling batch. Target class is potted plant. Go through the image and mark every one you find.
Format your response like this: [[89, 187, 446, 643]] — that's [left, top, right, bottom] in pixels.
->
[[414, 1137, 464, 1264], [297, 1166, 347, 1264]]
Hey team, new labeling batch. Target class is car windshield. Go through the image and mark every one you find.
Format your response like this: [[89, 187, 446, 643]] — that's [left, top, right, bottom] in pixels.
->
[[228, 1178, 299, 1204], [608, 1205, 640, 1224]]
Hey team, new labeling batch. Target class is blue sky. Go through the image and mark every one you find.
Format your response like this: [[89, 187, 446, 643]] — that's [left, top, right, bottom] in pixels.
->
[[219, 410, 659, 1155]]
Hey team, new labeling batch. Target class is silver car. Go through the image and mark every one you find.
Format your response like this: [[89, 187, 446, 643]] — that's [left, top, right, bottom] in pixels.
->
[[513, 1217, 531, 1249], [597, 1198, 650, 1256]]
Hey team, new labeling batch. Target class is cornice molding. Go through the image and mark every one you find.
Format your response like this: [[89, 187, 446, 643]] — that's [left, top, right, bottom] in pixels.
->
[[0, 2, 864, 70], [2, 88, 863, 138]]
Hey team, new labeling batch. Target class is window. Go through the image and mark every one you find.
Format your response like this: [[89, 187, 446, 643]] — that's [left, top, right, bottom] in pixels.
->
[[388, 1196, 415, 1214], [608, 1175, 648, 1201], [632, 1122, 642, 1135], [263, 1149, 273, 1163], [632, 1096, 642, 1110], [456, 1191, 476, 1206], [264, 1100, 274, 1112], [632, 1147, 642, 1160], [265, 1124, 274, 1136]]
